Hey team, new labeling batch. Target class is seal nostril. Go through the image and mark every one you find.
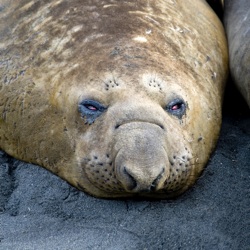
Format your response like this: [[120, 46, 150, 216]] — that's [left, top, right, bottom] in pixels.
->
[[115, 124, 120, 129], [123, 167, 137, 190], [159, 124, 165, 130], [150, 168, 165, 191], [150, 182, 157, 191]]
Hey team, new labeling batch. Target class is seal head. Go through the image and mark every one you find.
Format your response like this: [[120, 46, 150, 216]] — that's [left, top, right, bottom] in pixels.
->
[[0, 0, 228, 198]]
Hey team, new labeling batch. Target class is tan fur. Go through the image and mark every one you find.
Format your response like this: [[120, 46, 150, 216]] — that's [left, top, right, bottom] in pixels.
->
[[0, 0, 228, 198]]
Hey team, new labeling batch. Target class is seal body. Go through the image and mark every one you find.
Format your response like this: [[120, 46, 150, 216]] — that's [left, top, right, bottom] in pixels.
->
[[224, 0, 250, 108], [0, 0, 228, 198]]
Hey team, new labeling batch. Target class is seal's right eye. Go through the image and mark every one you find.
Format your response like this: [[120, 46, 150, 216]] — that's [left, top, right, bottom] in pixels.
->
[[78, 100, 107, 124]]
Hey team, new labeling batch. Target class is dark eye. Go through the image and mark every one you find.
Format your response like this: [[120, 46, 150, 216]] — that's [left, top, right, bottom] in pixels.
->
[[78, 100, 106, 124], [166, 98, 186, 119]]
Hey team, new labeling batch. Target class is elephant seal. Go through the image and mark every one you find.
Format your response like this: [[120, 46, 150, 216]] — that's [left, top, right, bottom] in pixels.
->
[[0, 0, 228, 198], [223, 0, 250, 108]]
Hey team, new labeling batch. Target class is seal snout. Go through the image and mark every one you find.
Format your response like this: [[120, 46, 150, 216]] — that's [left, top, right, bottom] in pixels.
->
[[121, 166, 166, 192], [114, 122, 169, 194]]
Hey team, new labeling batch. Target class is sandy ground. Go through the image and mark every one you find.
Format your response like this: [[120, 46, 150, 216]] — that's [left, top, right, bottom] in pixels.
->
[[0, 83, 249, 250]]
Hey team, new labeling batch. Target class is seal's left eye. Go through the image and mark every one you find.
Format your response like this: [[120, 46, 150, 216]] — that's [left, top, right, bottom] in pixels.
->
[[78, 99, 107, 124], [170, 102, 183, 111], [166, 98, 186, 119], [84, 104, 98, 111]]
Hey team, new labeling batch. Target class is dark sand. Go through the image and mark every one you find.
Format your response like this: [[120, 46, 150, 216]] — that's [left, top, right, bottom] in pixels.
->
[[0, 83, 249, 250]]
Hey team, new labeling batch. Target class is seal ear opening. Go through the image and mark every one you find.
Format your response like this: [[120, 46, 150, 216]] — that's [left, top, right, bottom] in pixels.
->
[[165, 98, 186, 119], [78, 99, 107, 124]]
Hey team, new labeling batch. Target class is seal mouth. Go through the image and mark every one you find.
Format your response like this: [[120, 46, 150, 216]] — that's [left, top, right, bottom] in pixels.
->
[[80, 155, 190, 199], [91, 183, 187, 199]]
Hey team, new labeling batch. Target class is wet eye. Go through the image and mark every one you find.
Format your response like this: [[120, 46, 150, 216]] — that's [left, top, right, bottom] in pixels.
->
[[166, 98, 186, 119], [84, 104, 98, 111], [171, 102, 183, 111], [78, 99, 107, 124]]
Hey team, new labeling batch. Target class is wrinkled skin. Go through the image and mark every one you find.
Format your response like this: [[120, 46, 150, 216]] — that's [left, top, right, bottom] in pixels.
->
[[224, 0, 250, 108], [0, 0, 228, 198]]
